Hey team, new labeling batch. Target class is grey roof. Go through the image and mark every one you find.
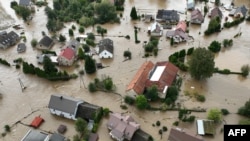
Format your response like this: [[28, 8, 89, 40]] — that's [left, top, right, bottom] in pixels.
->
[[235, 5, 248, 17], [39, 36, 54, 48], [98, 38, 114, 54], [19, 0, 31, 6], [156, 10, 180, 22], [67, 39, 81, 49], [49, 133, 65, 141], [131, 129, 151, 141], [0, 31, 19, 47], [191, 9, 204, 24], [17, 43, 26, 53], [48, 94, 83, 115], [21, 129, 49, 141], [76, 102, 101, 120], [187, 0, 195, 10], [168, 128, 204, 141]]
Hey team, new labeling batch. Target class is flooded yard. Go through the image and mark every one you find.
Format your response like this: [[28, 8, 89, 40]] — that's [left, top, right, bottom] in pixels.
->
[[0, 0, 250, 141]]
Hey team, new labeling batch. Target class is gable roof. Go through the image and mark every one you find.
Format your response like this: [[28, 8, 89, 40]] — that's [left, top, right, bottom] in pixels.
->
[[131, 129, 151, 141], [107, 113, 140, 141], [67, 39, 81, 50], [59, 47, 75, 60], [176, 21, 187, 32], [197, 119, 215, 135], [98, 38, 114, 54], [126, 61, 154, 94], [49, 133, 65, 141], [210, 7, 223, 19], [146, 61, 179, 92], [19, 0, 31, 6], [76, 102, 101, 120], [48, 94, 83, 115], [39, 36, 54, 48], [235, 5, 248, 17], [156, 10, 180, 22], [0, 31, 20, 47], [168, 128, 204, 141], [21, 129, 49, 141], [150, 22, 162, 33], [191, 9, 204, 23]]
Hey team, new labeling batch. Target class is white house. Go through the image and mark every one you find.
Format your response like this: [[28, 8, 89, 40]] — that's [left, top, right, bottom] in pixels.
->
[[148, 22, 163, 36], [187, 0, 195, 10], [48, 94, 83, 120], [98, 38, 114, 59]]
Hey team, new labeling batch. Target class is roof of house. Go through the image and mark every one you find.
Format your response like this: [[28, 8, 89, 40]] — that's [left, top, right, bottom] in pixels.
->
[[191, 9, 204, 22], [21, 129, 49, 141], [0, 31, 20, 46], [88, 133, 99, 141], [197, 119, 215, 135], [156, 10, 180, 21], [107, 113, 140, 141], [146, 61, 179, 92], [30, 116, 44, 128], [48, 94, 83, 115], [17, 43, 26, 53], [176, 21, 187, 32], [166, 29, 189, 41], [168, 128, 204, 141], [234, 5, 248, 17], [59, 47, 75, 60], [210, 7, 223, 19], [39, 36, 54, 48], [150, 22, 162, 33], [67, 39, 81, 50], [126, 61, 154, 94], [131, 129, 151, 141], [76, 102, 101, 120], [187, 0, 195, 10], [98, 38, 114, 54], [19, 0, 31, 6], [49, 133, 65, 141]]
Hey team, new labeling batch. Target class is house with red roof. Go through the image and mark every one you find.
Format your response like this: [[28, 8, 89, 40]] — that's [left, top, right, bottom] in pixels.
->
[[126, 61, 179, 98], [166, 21, 191, 43], [57, 47, 76, 66]]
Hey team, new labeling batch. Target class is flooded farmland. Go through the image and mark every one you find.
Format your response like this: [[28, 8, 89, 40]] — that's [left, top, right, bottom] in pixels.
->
[[0, 0, 250, 141]]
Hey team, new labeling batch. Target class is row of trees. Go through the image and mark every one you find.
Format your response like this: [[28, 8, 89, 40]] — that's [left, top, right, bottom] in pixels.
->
[[88, 76, 115, 92], [11, 1, 32, 21]]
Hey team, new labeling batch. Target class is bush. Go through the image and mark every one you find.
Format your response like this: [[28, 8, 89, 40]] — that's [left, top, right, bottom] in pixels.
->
[[120, 104, 128, 109], [4, 125, 10, 132], [79, 26, 85, 33], [187, 47, 194, 55], [91, 123, 98, 133], [156, 121, 161, 126], [158, 129, 162, 135], [221, 109, 230, 115], [103, 108, 110, 117], [125, 35, 130, 39], [195, 94, 206, 102], [208, 41, 221, 53], [162, 126, 168, 132], [124, 96, 135, 105], [173, 121, 179, 126], [88, 83, 97, 92]]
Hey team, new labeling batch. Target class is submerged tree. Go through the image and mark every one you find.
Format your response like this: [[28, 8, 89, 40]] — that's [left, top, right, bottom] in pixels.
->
[[136, 95, 148, 110], [188, 48, 215, 80], [207, 108, 222, 123], [130, 6, 138, 20], [241, 65, 250, 77], [84, 56, 96, 74]]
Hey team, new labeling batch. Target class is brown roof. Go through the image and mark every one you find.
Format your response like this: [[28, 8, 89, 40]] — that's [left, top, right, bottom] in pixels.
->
[[126, 61, 154, 94], [210, 7, 223, 19], [168, 128, 204, 141], [176, 21, 187, 32], [191, 9, 204, 23], [146, 61, 179, 92]]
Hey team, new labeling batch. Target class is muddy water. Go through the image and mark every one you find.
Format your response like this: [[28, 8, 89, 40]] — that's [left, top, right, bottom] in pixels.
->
[[0, 0, 250, 141]]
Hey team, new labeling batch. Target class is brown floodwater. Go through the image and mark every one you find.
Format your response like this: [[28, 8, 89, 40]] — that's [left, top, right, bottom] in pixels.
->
[[0, 0, 250, 141]]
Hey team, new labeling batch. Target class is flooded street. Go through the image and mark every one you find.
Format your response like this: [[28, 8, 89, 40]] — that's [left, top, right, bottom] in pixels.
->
[[0, 0, 250, 141]]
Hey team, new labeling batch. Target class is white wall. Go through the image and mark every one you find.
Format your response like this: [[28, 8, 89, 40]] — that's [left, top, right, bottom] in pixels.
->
[[99, 50, 113, 58], [49, 109, 76, 120]]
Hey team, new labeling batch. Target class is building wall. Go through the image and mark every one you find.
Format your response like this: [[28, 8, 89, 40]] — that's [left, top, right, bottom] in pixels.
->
[[0, 43, 7, 49], [57, 56, 74, 66], [49, 109, 76, 120], [99, 50, 113, 58]]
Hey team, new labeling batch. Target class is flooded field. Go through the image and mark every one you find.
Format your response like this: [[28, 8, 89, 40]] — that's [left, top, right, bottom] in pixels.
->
[[0, 0, 250, 141]]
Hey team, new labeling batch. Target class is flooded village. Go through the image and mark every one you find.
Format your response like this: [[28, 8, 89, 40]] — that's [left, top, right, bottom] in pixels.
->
[[0, 0, 250, 141]]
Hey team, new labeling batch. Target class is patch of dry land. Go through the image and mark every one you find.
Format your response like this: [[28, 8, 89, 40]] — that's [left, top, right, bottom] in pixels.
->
[[1, 0, 250, 141]]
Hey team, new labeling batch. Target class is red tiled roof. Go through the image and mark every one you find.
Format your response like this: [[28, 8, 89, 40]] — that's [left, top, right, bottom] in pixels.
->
[[146, 61, 179, 92], [30, 116, 44, 128], [126, 61, 154, 94], [176, 21, 187, 32], [59, 47, 75, 60]]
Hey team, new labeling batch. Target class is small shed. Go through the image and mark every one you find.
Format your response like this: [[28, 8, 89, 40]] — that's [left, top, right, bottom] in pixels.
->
[[17, 43, 26, 53], [30, 116, 44, 128], [196, 119, 215, 135], [57, 124, 67, 134]]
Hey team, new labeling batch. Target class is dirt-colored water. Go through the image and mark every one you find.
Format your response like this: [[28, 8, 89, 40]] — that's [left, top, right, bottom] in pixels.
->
[[0, 0, 250, 141]]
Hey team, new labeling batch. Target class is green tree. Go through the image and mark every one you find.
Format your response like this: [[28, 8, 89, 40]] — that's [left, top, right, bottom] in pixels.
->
[[69, 29, 74, 36], [88, 82, 97, 92], [87, 33, 95, 40], [207, 108, 222, 122], [31, 39, 37, 47], [204, 17, 221, 35], [59, 34, 66, 42], [83, 44, 90, 52], [215, 0, 220, 6], [85, 56, 96, 74], [204, 5, 208, 16], [188, 48, 215, 80], [238, 99, 250, 117], [136, 95, 148, 110], [170, 37, 174, 46], [241, 65, 250, 77], [75, 118, 88, 133], [208, 40, 221, 53], [145, 85, 158, 101], [95, 1, 118, 24], [78, 48, 85, 60], [165, 86, 179, 105], [43, 56, 57, 74], [79, 26, 85, 33], [103, 77, 113, 91], [14, 6, 31, 21], [123, 50, 132, 59], [130, 6, 138, 20]]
